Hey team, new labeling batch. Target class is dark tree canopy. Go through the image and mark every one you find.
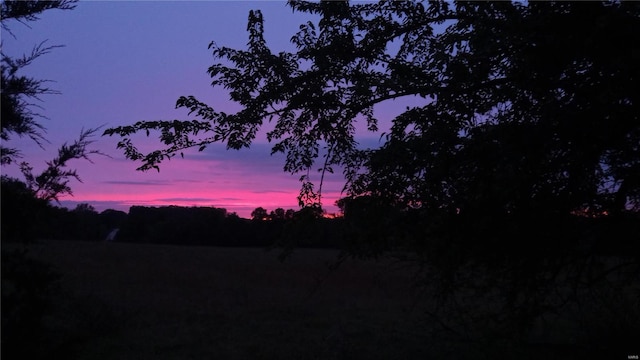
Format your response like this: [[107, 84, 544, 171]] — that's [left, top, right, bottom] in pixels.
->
[[105, 1, 639, 218], [251, 206, 269, 221]]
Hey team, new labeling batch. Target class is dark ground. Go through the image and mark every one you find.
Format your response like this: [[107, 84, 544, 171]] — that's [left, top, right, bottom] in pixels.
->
[[3, 240, 638, 359], [6, 240, 433, 359]]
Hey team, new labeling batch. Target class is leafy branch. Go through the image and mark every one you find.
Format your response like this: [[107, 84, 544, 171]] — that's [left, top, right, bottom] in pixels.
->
[[19, 128, 106, 202]]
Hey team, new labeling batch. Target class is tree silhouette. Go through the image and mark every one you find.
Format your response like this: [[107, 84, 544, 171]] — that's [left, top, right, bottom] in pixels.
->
[[1, 0, 102, 202], [0, 175, 49, 242], [2, 4, 103, 355], [285, 208, 295, 220], [251, 207, 268, 221], [72, 202, 97, 214], [1, 0, 78, 164], [105, 1, 639, 218], [1, 0, 77, 29], [270, 207, 286, 221], [104, 1, 640, 353]]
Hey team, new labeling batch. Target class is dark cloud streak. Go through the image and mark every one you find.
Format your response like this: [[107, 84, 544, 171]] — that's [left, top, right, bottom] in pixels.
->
[[103, 180, 172, 186]]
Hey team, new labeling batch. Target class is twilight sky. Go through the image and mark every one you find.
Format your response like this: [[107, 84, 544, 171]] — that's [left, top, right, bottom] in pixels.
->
[[2, 1, 424, 218]]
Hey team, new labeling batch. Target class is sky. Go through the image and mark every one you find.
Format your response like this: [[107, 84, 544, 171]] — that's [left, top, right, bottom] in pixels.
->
[[2, 0, 424, 218]]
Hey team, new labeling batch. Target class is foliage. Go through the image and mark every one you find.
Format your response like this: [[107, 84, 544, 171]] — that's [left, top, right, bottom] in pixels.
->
[[358, 1, 640, 219], [1, 0, 77, 30], [104, 0, 640, 351], [73, 202, 96, 213], [1, 40, 60, 164], [0, 176, 121, 242], [116, 205, 342, 248], [18, 128, 103, 202], [0, 175, 50, 242], [1, 0, 103, 203], [1, 0, 78, 164], [251, 206, 268, 221], [105, 1, 639, 218]]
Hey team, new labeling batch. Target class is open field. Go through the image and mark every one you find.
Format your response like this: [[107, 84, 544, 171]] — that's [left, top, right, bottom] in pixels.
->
[[6, 240, 638, 359], [10, 240, 434, 360]]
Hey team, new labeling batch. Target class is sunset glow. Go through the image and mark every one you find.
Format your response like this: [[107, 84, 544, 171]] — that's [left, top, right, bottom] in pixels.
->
[[0, 1, 421, 218]]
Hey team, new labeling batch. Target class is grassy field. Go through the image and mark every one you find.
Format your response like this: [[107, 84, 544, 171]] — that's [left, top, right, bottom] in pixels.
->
[[6, 240, 638, 359], [12, 240, 435, 360]]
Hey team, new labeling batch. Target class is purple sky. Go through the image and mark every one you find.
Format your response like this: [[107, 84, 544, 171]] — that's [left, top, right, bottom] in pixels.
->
[[2, 1, 425, 218]]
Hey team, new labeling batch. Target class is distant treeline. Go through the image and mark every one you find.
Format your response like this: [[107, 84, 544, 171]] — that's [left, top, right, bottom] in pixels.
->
[[116, 205, 344, 248], [2, 175, 639, 255], [0, 181, 343, 248], [5, 200, 639, 256]]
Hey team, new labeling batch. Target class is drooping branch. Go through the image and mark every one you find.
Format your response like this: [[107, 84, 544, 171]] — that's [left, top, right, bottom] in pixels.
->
[[1, 0, 78, 35], [20, 128, 106, 202]]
